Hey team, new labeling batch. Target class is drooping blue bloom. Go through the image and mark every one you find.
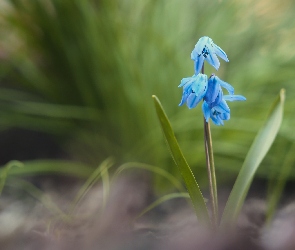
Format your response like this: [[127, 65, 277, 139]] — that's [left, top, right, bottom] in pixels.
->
[[178, 36, 245, 125], [191, 36, 229, 74], [204, 74, 234, 109], [178, 73, 208, 109], [201, 74, 246, 125], [202, 100, 229, 126], [202, 94, 246, 126]]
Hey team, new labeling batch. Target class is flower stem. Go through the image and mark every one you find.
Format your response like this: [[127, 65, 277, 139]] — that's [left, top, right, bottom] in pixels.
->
[[202, 65, 218, 229]]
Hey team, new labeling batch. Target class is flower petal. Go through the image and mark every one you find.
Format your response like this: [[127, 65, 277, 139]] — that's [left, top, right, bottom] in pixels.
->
[[213, 44, 229, 62], [179, 76, 194, 88], [191, 48, 199, 61], [220, 112, 230, 120], [193, 56, 205, 75], [205, 75, 220, 104], [205, 52, 220, 70], [211, 114, 223, 126], [202, 101, 211, 122], [187, 93, 202, 109], [191, 74, 208, 100], [215, 99, 230, 113], [218, 118, 224, 126], [179, 91, 189, 106], [209, 86, 223, 108], [223, 95, 246, 102], [214, 76, 234, 95]]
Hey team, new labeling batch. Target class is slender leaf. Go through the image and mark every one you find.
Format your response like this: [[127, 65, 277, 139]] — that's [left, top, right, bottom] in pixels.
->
[[6, 178, 70, 222], [152, 95, 210, 226], [68, 158, 113, 214], [0, 160, 94, 178], [113, 162, 184, 192], [220, 89, 285, 227], [136, 192, 190, 219], [101, 163, 110, 212], [0, 160, 23, 195]]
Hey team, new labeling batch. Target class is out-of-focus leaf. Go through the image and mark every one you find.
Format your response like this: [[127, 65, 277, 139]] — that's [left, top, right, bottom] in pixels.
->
[[0, 160, 23, 195], [113, 162, 184, 192], [136, 192, 190, 219], [220, 89, 285, 227], [0, 160, 94, 178]]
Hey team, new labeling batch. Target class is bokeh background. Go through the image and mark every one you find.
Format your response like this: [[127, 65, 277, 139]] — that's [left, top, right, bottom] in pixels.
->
[[0, 0, 295, 191]]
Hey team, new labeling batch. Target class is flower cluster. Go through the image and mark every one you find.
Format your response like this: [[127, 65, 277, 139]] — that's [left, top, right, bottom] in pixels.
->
[[179, 36, 245, 125]]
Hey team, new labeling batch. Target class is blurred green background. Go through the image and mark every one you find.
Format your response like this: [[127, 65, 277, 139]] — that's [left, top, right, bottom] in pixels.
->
[[0, 0, 294, 189]]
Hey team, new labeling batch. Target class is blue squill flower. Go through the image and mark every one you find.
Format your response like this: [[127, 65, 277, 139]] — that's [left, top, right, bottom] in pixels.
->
[[178, 73, 208, 109], [191, 36, 229, 74], [202, 94, 246, 126], [204, 74, 234, 108]]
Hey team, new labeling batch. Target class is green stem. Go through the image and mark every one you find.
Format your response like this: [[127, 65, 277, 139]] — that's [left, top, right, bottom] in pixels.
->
[[202, 65, 218, 229], [204, 119, 218, 228]]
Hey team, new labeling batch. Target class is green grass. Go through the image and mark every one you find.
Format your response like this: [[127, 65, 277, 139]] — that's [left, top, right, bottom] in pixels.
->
[[0, 0, 295, 189]]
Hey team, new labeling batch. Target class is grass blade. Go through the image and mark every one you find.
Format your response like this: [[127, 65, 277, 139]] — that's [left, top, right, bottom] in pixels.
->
[[220, 89, 285, 227], [152, 95, 210, 226], [6, 178, 70, 222], [113, 162, 184, 192], [0, 160, 94, 178], [68, 158, 113, 214], [136, 192, 190, 219], [0, 160, 23, 195], [101, 164, 110, 212]]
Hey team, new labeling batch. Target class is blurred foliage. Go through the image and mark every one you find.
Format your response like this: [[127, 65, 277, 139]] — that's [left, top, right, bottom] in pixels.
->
[[0, 0, 295, 188]]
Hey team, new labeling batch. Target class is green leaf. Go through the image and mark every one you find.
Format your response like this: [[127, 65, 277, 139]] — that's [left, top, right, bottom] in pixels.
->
[[0, 160, 23, 195], [0, 160, 94, 179], [136, 192, 190, 219], [220, 89, 285, 227], [152, 95, 210, 226], [68, 158, 113, 214], [113, 162, 185, 192]]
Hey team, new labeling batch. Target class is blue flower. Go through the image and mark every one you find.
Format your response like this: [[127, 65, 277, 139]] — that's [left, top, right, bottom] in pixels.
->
[[178, 73, 208, 109], [178, 36, 245, 125], [202, 94, 246, 126], [204, 74, 234, 108], [191, 36, 229, 74]]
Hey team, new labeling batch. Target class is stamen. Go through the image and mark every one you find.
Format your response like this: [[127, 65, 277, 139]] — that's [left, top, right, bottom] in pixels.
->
[[202, 46, 209, 58]]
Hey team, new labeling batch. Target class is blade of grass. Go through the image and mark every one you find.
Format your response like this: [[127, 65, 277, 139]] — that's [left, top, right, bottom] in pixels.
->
[[220, 89, 285, 227], [0, 160, 23, 195], [152, 95, 210, 227], [10, 100, 100, 121], [68, 158, 113, 214], [0, 160, 94, 179], [136, 192, 190, 219], [6, 178, 70, 222], [101, 164, 110, 212], [113, 162, 184, 192]]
